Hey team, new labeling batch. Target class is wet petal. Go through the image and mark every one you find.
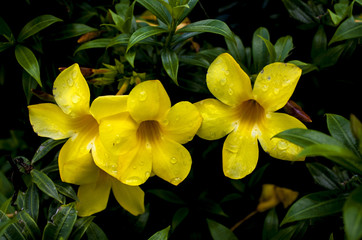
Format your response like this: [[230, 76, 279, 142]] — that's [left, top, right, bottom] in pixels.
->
[[98, 112, 138, 156], [76, 170, 111, 217], [58, 124, 99, 185], [207, 53, 253, 106], [253, 63, 302, 112], [90, 95, 128, 122], [128, 80, 171, 122], [53, 63, 90, 117], [223, 126, 259, 179], [28, 103, 75, 140], [162, 101, 202, 144], [152, 138, 192, 186], [258, 112, 306, 161], [194, 98, 237, 140], [111, 178, 145, 216]]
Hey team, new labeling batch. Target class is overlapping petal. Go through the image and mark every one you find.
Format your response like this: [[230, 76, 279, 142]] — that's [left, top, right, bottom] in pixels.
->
[[53, 63, 90, 117], [76, 170, 112, 217], [152, 138, 192, 185], [128, 80, 171, 122], [59, 123, 99, 185], [258, 112, 306, 161], [253, 63, 302, 112], [111, 179, 145, 216], [206, 53, 253, 107], [222, 126, 259, 179], [28, 103, 75, 140], [194, 98, 237, 140], [90, 95, 128, 122], [162, 101, 202, 144]]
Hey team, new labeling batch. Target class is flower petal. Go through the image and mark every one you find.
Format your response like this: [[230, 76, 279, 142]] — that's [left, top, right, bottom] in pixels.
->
[[207, 53, 253, 106], [152, 138, 192, 186], [90, 95, 128, 122], [223, 126, 259, 179], [258, 112, 306, 161], [53, 63, 90, 117], [162, 101, 202, 144], [127, 80, 171, 122], [58, 125, 99, 185], [253, 63, 302, 112], [98, 112, 138, 156], [28, 103, 75, 139], [111, 178, 145, 216], [194, 98, 237, 140], [76, 170, 111, 217]]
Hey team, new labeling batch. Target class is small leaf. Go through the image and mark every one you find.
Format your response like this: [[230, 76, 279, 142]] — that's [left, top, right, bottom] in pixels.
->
[[17, 14, 63, 42], [313, 44, 345, 68], [42, 203, 77, 240], [306, 162, 342, 190], [22, 71, 38, 104], [207, 219, 238, 240], [69, 216, 95, 240], [52, 23, 98, 40], [171, 207, 189, 232], [148, 189, 185, 205], [274, 35, 293, 62], [161, 48, 179, 85], [281, 191, 347, 226], [86, 222, 109, 240], [31, 139, 66, 164], [343, 185, 362, 240], [263, 208, 279, 240], [271, 220, 309, 240], [225, 33, 247, 70], [74, 38, 113, 55], [15, 45, 42, 87], [281, 0, 318, 24], [288, 60, 318, 74], [176, 19, 234, 41], [0, 16, 12, 38], [30, 169, 62, 203], [252, 27, 270, 73], [0, 42, 13, 53], [175, 0, 198, 25], [16, 210, 41, 240], [311, 25, 327, 59], [136, 0, 172, 25], [329, 16, 362, 45], [148, 225, 170, 240], [127, 26, 168, 51], [24, 183, 39, 222], [55, 183, 79, 202], [258, 35, 276, 63], [107, 33, 130, 48]]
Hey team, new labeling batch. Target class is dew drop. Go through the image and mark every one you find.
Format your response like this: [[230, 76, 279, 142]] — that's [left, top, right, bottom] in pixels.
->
[[282, 79, 291, 87], [170, 177, 182, 185], [261, 85, 269, 92], [170, 157, 177, 164], [139, 90, 147, 101], [277, 140, 288, 150], [67, 78, 74, 87], [266, 76, 271, 81], [228, 88, 233, 95], [114, 134, 121, 144], [146, 142, 151, 149], [220, 78, 227, 86], [224, 70, 230, 75], [145, 171, 151, 178], [162, 119, 169, 126], [260, 69, 264, 74], [72, 71, 77, 79], [62, 104, 72, 114], [274, 88, 280, 94], [72, 94, 81, 103], [125, 176, 142, 185]]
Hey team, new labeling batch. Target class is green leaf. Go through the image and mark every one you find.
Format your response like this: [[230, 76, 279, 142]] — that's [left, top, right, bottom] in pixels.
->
[[74, 38, 113, 55], [274, 35, 293, 62], [171, 207, 189, 232], [161, 48, 179, 85], [313, 44, 345, 68], [0, 42, 13, 52], [136, 0, 172, 25], [52, 23, 98, 40], [288, 60, 318, 74], [329, 16, 362, 45], [148, 189, 185, 205], [207, 219, 238, 240], [17, 14, 63, 42], [86, 222, 109, 240], [69, 216, 95, 240], [225, 33, 247, 70], [281, 0, 318, 24], [42, 203, 77, 240], [16, 210, 41, 240], [281, 191, 347, 226], [107, 33, 130, 48], [306, 162, 342, 190], [258, 35, 276, 63], [175, 0, 198, 25], [24, 183, 39, 222], [30, 169, 62, 203], [148, 225, 170, 240], [31, 139, 66, 164], [15, 45, 42, 87], [56, 183, 79, 202], [176, 19, 234, 41], [343, 185, 362, 240], [0, 16, 12, 38], [0, 210, 18, 237], [271, 221, 309, 240], [125, 47, 136, 68], [127, 26, 168, 51], [311, 25, 327, 59], [350, 114, 362, 151], [252, 27, 270, 73], [326, 114, 361, 158], [22, 71, 38, 104], [263, 208, 279, 240]]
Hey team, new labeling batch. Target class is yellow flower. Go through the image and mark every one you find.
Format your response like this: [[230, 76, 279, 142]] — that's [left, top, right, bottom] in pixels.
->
[[28, 64, 145, 216], [195, 53, 307, 179], [93, 80, 202, 186]]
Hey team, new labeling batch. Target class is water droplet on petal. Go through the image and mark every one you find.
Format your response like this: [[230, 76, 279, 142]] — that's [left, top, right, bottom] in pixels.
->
[[278, 140, 288, 150], [282, 79, 291, 87], [145, 171, 150, 178], [72, 71, 77, 79], [170, 177, 182, 185], [114, 134, 121, 144], [260, 69, 264, 74], [220, 78, 227, 86], [139, 90, 147, 101], [72, 94, 81, 103], [62, 104, 72, 114], [146, 142, 151, 149], [266, 76, 271, 81], [125, 176, 142, 185], [67, 78, 74, 86], [274, 88, 280, 94], [228, 88, 233, 95], [162, 119, 169, 125], [224, 70, 230, 75], [170, 157, 177, 164], [261, 85, 269, 92]]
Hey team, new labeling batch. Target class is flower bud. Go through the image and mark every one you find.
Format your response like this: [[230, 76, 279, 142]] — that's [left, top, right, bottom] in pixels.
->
[[77, 31, 103, 43], [31, 89, 55, 102], [284, 100, 312, 123]]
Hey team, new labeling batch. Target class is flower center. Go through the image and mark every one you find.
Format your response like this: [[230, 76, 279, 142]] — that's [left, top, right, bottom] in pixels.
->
[[237, 99, 265, 130], [137, 120, 162, 147]]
